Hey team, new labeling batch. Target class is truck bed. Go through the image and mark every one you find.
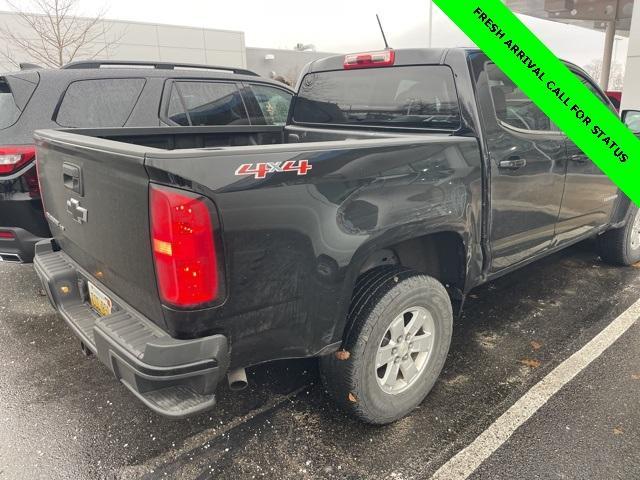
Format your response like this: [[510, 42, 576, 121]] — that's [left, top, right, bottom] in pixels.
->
[[34, 124, 482, 368], [63, 124, 429, 149]]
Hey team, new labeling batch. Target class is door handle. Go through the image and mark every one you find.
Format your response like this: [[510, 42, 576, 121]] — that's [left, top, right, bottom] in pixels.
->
[[498, 157, 527, 170]]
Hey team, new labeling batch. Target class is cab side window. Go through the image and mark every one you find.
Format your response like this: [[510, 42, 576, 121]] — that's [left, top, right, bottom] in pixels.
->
[[576, 74, 617, 113], [486, 63, 553, 132]]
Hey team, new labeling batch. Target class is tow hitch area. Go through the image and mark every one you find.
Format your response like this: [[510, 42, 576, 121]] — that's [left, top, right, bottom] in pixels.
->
[[33, 239, 231, 418]]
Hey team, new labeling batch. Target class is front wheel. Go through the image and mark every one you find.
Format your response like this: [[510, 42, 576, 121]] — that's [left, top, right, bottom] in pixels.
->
[[598, 205, 640, 266], [320, 267, 453, 424]]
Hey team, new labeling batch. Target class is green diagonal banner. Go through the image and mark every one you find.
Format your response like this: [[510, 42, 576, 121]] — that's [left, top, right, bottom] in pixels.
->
[[433, 0, 640, 206]]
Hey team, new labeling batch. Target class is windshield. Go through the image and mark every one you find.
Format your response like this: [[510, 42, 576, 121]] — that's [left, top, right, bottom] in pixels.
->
[[0, 77, 21, 129], [293, 65, 461, 130]]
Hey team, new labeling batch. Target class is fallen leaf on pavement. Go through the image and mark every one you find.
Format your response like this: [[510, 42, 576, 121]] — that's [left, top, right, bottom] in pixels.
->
[[632, 374, 640, 380], [348, 393, 357, 403], [613, 426, 624, 435], [530, 341, 543, 351], [335, 350, 350, 361], [519, 359, 541, 369], [633, 261, 640, 268]]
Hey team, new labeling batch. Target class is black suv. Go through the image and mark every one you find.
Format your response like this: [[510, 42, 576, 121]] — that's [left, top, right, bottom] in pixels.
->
[[0, 60, 294, 262]]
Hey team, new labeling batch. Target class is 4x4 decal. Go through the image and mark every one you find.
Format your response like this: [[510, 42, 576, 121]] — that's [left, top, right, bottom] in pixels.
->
[[235, 160, 312, 179]]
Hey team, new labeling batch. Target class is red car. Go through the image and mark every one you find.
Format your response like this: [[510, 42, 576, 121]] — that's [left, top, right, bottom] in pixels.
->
[[606, 91, 622, 111]]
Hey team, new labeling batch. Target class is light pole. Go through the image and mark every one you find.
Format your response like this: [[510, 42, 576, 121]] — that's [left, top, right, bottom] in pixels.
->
[[428, 0, 433, 48], [613, 35, 621, 65], [600, 0, 619, 90]]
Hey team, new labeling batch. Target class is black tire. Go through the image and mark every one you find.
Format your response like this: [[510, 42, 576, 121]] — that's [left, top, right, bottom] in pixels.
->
[[598, 205, 640, 266], [320, 266, 453, 425]]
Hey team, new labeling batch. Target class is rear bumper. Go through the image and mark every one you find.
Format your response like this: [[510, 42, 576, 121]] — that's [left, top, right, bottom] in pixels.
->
[[0, 170, 51, 263], [33, 239, 230, 418], [0, 227, 45, 263]]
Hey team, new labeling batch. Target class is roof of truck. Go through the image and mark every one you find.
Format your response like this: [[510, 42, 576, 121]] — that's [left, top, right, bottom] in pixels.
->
[[306, 48, 452, 73], [304, 47, 592, 83]]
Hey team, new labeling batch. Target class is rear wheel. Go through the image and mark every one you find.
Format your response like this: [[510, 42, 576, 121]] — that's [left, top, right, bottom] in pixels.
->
[[320, 266, 453, 424], [598, 205, 640, 266]]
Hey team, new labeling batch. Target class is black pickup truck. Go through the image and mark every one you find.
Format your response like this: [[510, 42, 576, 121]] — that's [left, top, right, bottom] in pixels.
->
[[33, 48, 639, 424]]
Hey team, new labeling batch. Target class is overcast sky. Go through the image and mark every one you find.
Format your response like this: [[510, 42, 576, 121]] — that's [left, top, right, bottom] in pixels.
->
[[0, 0, 629, 69]]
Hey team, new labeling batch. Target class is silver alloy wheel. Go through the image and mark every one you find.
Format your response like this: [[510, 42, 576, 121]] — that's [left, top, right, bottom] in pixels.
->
[[631, 210, 640, 250], [375, 306, 435, 395]]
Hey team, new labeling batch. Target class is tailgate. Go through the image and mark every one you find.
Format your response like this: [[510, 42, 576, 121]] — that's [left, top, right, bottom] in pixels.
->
[[34, 130, 164, 326]]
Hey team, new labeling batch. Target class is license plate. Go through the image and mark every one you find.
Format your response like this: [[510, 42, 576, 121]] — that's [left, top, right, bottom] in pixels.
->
[[88, 282, 112, 317]]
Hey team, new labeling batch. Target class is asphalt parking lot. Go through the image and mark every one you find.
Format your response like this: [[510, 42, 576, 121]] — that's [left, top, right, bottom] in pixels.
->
[[1, 240, 640, 480]]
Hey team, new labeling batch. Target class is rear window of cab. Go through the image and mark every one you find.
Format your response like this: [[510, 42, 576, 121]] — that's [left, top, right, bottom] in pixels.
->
[[293, 65, 461, 131]]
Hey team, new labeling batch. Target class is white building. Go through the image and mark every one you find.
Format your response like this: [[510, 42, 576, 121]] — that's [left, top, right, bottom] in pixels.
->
[[0, 12, 247, 72], [0, 11, 338, 85], [246, 47, 336, 83]]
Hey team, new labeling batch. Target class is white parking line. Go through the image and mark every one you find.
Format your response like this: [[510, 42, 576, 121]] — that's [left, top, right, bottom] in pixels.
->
[[431, 297, 640, 480]]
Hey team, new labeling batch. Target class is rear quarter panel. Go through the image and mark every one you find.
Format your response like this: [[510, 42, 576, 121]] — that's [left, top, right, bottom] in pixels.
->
[[145, 135, 483, 367]]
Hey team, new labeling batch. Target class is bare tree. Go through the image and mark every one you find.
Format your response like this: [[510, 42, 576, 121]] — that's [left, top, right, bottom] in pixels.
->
[[583, 59, 603, 85], [0, 0, 123, 69], [609, 62, 625, 91], [294, 43, 316, 52], [583, 58, 625, 91]]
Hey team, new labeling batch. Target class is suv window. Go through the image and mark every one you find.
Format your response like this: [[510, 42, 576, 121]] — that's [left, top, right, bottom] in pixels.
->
[[0, 73, 39, 130], [293, 66, 460, 130], [0, 78, 20, 129], [248, 84, 292, 125], [486, 63, 553, 132], [166, 81, 249, 126], [167, 83, 190, 126], [56, 78, 145, 128]]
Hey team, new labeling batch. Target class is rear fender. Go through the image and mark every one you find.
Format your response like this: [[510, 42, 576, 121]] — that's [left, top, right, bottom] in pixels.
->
[[331, 222, 472, 348]]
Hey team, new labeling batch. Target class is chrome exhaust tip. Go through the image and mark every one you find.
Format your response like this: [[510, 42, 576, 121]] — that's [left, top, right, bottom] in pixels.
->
[[0, 253, 22, 263], [227, 368, 248, 391], [80, 341, 93, 357]]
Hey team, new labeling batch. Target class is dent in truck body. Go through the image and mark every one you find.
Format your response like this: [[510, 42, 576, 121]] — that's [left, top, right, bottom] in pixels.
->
[[144, 134, 483, 368]]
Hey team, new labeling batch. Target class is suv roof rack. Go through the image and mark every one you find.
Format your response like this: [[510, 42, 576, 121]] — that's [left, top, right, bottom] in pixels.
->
[[20, 62, 43, 70], [61, 60, 259, 76]]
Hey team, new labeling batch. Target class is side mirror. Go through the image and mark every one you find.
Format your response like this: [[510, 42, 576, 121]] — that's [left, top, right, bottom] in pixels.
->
[[622, 110, 640, 134]]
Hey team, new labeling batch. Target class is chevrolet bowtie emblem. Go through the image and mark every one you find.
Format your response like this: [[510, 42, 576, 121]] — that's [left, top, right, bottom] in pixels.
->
[[66, 198, 88, 224]]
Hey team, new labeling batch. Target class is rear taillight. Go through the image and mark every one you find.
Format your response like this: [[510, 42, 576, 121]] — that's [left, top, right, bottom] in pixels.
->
[[23, 166, 40, 198], [35, 150, 45, 204], [344, 49, 395, 69], [150, 184, 218, 308], [0, 230, 15, 239], [0, 146, 36, 175]]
